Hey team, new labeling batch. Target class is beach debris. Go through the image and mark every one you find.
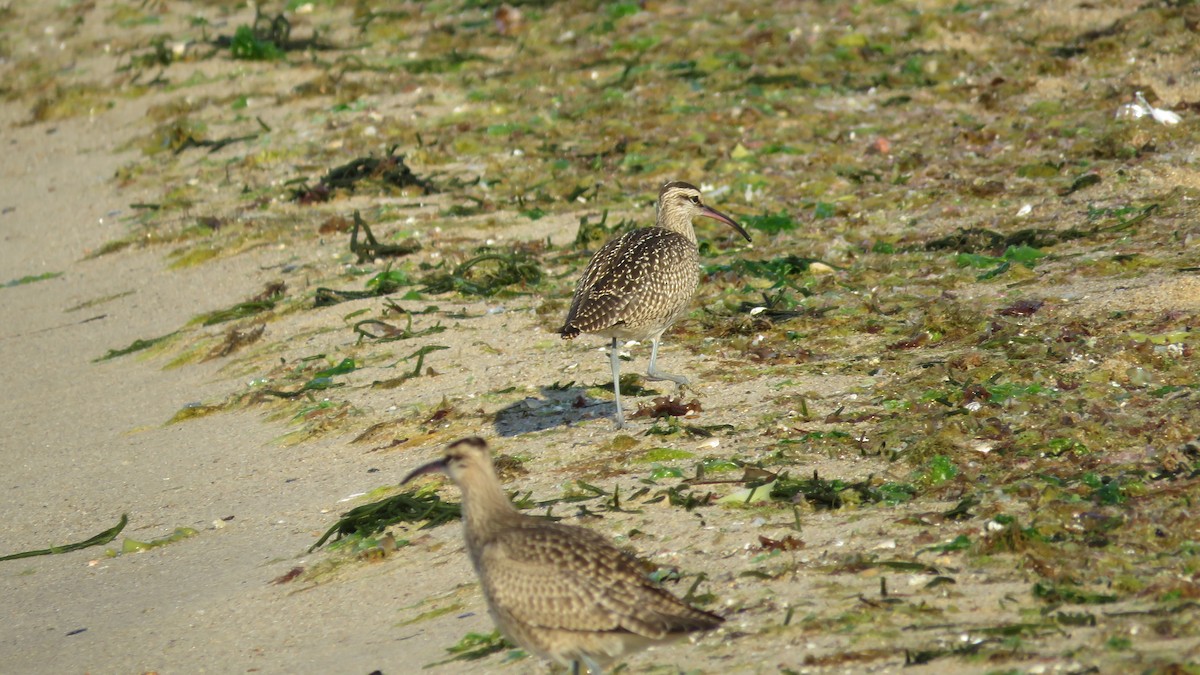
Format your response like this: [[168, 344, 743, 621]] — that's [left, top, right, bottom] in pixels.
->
[[371, 345, 449, 388], [757, 534, 804, 552], [289, 146, 434, 204], [94, 332, 179, 362], [309, 485, 461, 552], [419, 252, 542, 297], [194, 282, 285, 326], [1114, 91, 1181, 125], [271, 567, 304, 584], [353, 313, 445, 344], [214, 9, 335, 59], [0, 514, 128, 561], [4, 271, 62, 287], [631, 396, 702, 419], [313, 262, 418, 308], [119, 527, 198, 554], [429, 631, 511, 667], [204, 324, 266, 360], [258, 357, 356, 399], [348, 211, 422, 263]]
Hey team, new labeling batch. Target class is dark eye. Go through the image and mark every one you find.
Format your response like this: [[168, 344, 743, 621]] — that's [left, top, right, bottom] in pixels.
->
[[689, 195, 701, 204]]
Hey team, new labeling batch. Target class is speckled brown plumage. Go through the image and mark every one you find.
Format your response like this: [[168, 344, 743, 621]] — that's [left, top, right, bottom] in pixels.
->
[[559, 181, 750, 428], [560, 227, 699, 342], [402, 438, 724, 674]]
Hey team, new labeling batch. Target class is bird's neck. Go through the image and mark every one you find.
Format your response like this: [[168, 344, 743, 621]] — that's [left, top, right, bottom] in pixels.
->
[[459, 471, 523, 544], [655, 211, 697, 244]]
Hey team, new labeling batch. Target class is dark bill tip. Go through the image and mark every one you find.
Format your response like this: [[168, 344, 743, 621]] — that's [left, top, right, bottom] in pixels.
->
[[401, 458, 448, 485], [700, 205, 752, 242]]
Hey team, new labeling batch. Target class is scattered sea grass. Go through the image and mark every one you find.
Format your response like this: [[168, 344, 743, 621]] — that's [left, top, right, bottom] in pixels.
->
[[0, 514, 128, 561], [94, 332, 179, 362], [309, 486, 461, 552], [419, 253, 542, 298], [195, 282, 285, 326], [348, 211, 422, 263]]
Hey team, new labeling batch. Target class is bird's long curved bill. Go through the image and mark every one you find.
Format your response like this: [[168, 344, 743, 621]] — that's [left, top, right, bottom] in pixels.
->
[[700, 205, 752, 242], [401, 458, 447, 485]]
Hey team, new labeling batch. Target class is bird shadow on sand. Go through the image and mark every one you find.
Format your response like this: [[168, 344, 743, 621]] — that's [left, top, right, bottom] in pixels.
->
[[492, 381, 664, 437], [492, 384, 611, 436]]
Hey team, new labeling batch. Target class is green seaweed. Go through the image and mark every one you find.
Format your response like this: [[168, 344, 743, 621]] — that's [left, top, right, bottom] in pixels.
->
[[1032, 582, 1118, 605], [290, 149, 434, 204], [354, 313, 445, 343], [638, 447, 695, 462], [350, 211, 423, 263], [705, 254, 823, 285], [3, 271, 62, 287], [419, 253, 543, 298], [261, 357, 356, 399], [119, 526, 198, 554], [309, 484, 461, 552], [0, 514, 128, 561], [742, 211, 798, 234], [372, 345, 449, 388], [94, 332, 179, 362], [920, 455, 958, 486], [229, 24, 283, 60], [426, 630, 516, 667], [166, 403, 224, 424], [769, 471, 916, 509], [193, 283, 284, 326]]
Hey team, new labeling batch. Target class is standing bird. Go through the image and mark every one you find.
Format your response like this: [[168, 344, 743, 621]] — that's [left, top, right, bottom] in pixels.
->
[[559, 181, 751, 428], [402, 437, 724, 674]]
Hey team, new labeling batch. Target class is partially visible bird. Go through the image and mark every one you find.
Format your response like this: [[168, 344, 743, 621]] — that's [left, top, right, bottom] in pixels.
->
[[402, 437, 724, 674], [559, 181, 750, 428]]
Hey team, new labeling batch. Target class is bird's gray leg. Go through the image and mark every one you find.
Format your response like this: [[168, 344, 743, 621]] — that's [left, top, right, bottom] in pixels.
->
[[645, 335, 688, 391], [581, 655, 604, 675], [609, 338, 625, 429]]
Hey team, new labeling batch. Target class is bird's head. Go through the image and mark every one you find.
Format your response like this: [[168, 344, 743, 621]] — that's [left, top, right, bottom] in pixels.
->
[[401, 437, 491, 487], [657, 181, 751, 242]]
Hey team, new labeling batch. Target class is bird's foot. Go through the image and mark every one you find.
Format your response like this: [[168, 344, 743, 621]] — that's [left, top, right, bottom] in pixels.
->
[[611, 400, 626, 430], [646, 370, 689, 388]]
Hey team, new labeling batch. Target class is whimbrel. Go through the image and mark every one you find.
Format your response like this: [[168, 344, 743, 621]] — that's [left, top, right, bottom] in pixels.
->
[[560, 181, 750, 428], [402, 437, 724, 674]]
